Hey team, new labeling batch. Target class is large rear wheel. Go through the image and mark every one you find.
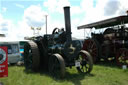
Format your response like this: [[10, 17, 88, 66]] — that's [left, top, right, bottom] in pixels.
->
[[48, 54, 65, 78], [83, 39, 99, 63], [24, 41, 40, 71], [76, 50, 93, 73]]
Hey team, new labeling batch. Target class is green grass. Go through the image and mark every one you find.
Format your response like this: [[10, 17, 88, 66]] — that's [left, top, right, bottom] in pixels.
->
[[0, 62, 128, 85]]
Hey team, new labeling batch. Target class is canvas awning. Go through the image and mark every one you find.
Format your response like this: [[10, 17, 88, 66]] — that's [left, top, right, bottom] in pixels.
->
[[77, 15, 128, 29]]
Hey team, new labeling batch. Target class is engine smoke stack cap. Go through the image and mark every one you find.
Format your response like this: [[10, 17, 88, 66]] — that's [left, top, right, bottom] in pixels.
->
[[64, 6, 70, 8]]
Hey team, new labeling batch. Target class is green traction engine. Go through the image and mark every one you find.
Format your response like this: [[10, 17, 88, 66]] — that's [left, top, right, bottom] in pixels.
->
[[24, 6, 93, 78]]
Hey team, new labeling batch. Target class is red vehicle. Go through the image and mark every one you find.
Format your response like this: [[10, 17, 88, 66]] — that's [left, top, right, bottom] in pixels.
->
[[78, 15, 128, 67]]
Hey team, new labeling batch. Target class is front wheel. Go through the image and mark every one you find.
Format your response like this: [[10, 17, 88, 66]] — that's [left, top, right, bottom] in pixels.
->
[[116, 48, 128, 67], [48, 54, 65, 78], [76, 50, 93, 73]]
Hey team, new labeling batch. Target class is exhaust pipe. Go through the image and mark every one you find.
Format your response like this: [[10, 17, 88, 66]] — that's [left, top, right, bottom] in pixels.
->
[[64, 6, 72, 42]]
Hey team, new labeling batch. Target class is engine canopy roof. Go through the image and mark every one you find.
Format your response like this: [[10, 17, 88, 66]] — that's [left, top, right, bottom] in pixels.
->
[[78, 15, 128, 29]]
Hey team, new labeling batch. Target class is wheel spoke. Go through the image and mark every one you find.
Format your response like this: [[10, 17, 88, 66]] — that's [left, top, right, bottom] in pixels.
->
[[91, 47, 97, 52], [90, 43, 95, 49], [92, 52, 97, 57], [80, 65, 84, 72], [88, 41, 93, 49], [85, 64, 89, 72]]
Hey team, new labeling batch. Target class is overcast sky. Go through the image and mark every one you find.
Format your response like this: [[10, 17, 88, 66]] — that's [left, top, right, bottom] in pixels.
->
[[0, 0, 128, 41]]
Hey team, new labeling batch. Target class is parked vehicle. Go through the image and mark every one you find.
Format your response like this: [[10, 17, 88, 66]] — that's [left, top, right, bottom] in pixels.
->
[[0, 41, 21, 64]]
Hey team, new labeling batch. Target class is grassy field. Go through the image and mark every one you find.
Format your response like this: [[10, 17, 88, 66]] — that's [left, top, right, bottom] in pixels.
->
[[0, 62, 128, 85]]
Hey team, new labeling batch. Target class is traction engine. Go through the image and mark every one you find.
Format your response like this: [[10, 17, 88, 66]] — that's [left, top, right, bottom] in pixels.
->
[[24, 6, 93, 78], [78, 15, 128, 67]]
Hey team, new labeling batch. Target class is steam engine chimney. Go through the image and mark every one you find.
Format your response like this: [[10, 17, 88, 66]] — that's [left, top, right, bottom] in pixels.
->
[[64, 6, 72, 42]]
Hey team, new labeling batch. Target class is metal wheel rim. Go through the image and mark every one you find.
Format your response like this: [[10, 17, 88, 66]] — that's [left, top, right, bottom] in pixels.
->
[[76, 50, 93, 73]]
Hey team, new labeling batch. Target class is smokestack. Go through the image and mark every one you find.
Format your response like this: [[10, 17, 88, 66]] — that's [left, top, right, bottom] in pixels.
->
[[64, 6, 72, 42]]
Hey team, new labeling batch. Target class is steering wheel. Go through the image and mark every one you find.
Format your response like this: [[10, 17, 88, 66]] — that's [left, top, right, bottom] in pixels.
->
[[52, 28, 60, 35]]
